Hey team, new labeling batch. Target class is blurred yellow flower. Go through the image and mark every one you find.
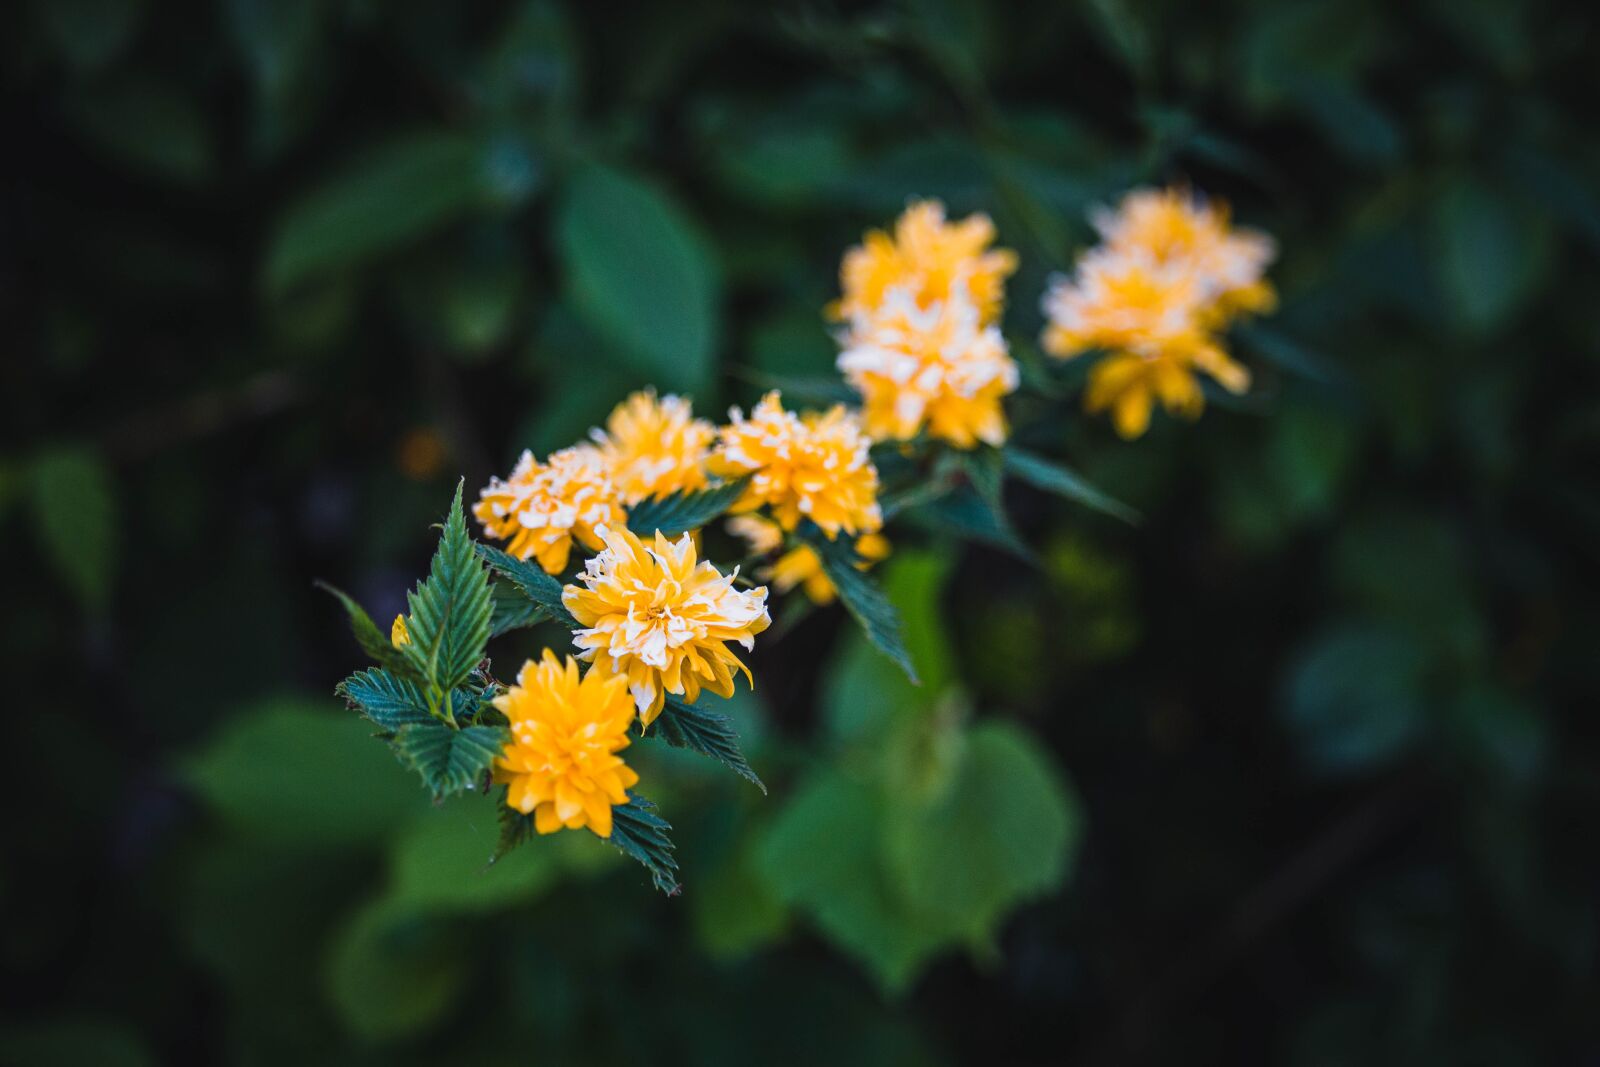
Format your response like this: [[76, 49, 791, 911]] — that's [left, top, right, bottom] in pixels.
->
[[474, 446, 625, 575], [838, 290, 1018, 448], [563, 525, 770, 726], [591, 389, 715, 505], [492, 650, 639, 838], [834, 199, 1017, 324], [1041, 184, 1271, 440], [1091, 186, 1276, 323], [726, 514, 785, 555], [711, 392, 884, 538], [390, 614, 410, 648]]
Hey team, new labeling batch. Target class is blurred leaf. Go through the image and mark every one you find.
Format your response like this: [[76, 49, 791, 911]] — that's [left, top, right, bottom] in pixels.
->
[[691, 839, 789, 960], [885, 722, 1080, 942], [184, 698, 420, 843], [477, 542, 578, 627], [624, 475, 750, 538], [29, 445, 116, 612], [485, 0, 579, 117], [33, 0, 142, 72], [652, 696, 765, 792], [707, 115, 852, 208], [336, 668, 434, 731], [323, 899, 467, 1042], [555, 163, 719, 393], [400, 482, 493, 695], [1267, 403, 1360, 521], [67, 76, 212, 185], [913, 485, 1035, 560], [879, 550, 957, 697], [1430, 175, 1550, 337], [391, 723, 506, 801], [266, 131, 486, 294], [607, 793, 681, 895], [803, 530, 919, 684], [0, 1016, 153, 1067], [1084, 0, 1153, 83], [1332, 509, 1485, 662], [1236, 324, 1347, 387], [226, 0, 325, 158], [1004, 446, 1140, 524], [758, 769, 947, 993], [1283, 624, 1428, 776], [386, 800, 598, 913]]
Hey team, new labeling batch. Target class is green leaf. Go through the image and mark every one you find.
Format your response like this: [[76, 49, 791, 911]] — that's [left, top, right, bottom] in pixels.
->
[[336, 668, 434, 731], [490, 580, 547, 636], [183, 698, 420, 843], [804, 531, 919, 684], [67, 76, 212, 186], [1283, 624, 1428, 776], [757, 770, 947, 993], [315, 580, 409, 673], [914, 486, 1035, 560], [476, 542, 578, 627], [28, 445, 116, 611], [624, 475, 750, 537], [387, 800, 608, 914], [1429, 175, 1550, 337], [391, 723, 507, 801], [652, 696, 765, 792], [266, 131, 485, 294], [884, 722, 1080, 942], [608, 793, 681, 895], [1002, 447, 1141, 525], [554, 162, 719, 392], [322, 899, 467, 1042], [401, 481, 494, 695]]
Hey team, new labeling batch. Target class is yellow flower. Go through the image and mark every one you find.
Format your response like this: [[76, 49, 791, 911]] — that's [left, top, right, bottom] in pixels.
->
[[1041, 250, 1251, 440], [711, 392, 883, 538], [390, 614, 410, 648], [474, 445, 625, 575], [838, 290, 1018, 448], [563, 525, 771, 726], [492, 650, 639, 838], [834, 199, 1018, 324], [591, 389, 716, 505], [768, 533, 891, 605], [1090, 186, 1276, 323], [726, 514, 785, 556]]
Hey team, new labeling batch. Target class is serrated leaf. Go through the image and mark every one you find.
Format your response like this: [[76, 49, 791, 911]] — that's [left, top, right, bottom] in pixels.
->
[[1003, 447, 1140, 525], [915, 485, 1035, 561], [476, 542, 578, 627], [489, 580, 546, 636], [652, 696, 765, 792], [804, 531, 919, 684], [315, 580, 410, 672], [401, 482, 494, 694], [624, 475, 750, 537], [392, 723, 507, 801], [554, 162, 719, 392], [608, 793, 681, 895], [337, 668, 434, 731]]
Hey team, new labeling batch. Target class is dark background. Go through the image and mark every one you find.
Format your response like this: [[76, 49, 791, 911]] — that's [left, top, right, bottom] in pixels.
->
[[4, 1, 1600, 1064]]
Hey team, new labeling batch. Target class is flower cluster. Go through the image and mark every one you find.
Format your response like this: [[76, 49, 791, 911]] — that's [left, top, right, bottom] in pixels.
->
[[473, 445, 624, 574], [831, 200, 1022, 449], [1041, 186, 1276, 438], [711, 392, 884, 539], [590, 388, 716, 505]]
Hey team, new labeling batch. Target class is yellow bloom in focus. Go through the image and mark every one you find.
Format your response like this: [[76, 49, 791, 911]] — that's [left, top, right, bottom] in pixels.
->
[[390, 614, 410, 648], [474, 445, 625, 575], [834, 199, 1018, 324], [492, 650, 639, 838], [838, 291, 1018, 448], [1090, 186, 1277, 323], [591, 389, 715, 505], [711, 392, 883, 538], [563, 525, 771, 726]]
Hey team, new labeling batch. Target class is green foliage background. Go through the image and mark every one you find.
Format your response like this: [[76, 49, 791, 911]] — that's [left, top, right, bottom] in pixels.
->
[[5, 0, 1600, 1063]]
